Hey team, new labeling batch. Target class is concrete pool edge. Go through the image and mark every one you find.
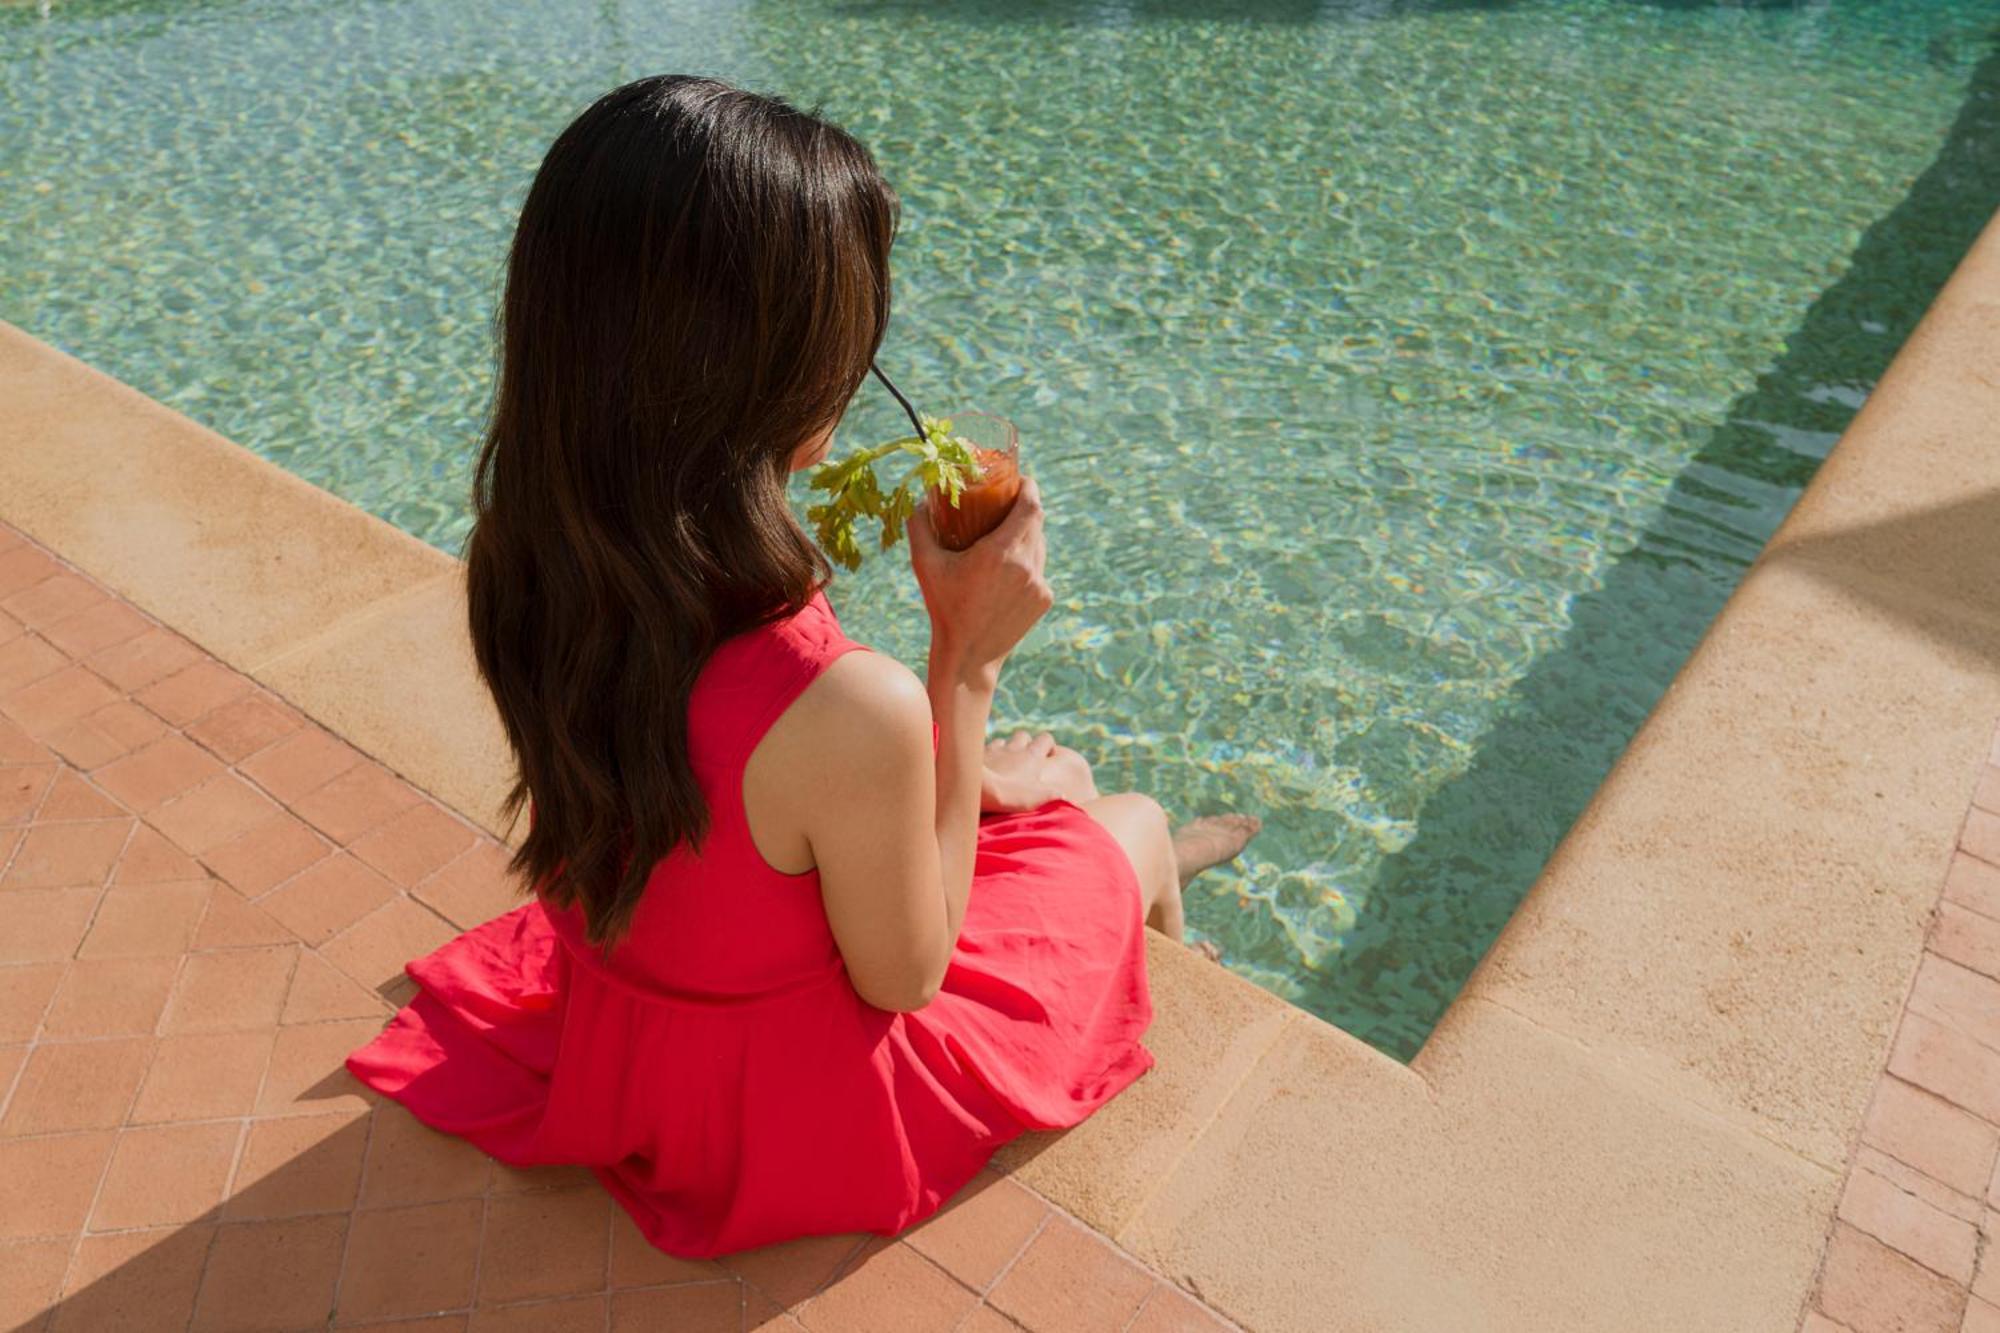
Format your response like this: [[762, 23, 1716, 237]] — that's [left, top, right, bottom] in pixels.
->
[[2, 189, 1997, 1328]]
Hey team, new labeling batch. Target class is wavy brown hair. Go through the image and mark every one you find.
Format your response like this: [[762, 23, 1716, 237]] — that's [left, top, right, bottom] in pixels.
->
[[465, 75, 898, 949]]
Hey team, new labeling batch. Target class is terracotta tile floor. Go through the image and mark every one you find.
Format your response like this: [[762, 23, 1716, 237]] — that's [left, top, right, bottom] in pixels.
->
[[0, 522, 1240, 1333], [1802, 719, 2000, 1333]]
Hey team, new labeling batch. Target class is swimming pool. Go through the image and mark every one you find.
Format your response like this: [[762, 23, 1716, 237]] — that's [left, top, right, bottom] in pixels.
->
[[4, 0, 1993, 1058]]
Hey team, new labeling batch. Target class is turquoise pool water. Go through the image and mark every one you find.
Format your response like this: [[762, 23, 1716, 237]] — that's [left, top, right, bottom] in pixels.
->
[[4, 0, 1994, 1058]]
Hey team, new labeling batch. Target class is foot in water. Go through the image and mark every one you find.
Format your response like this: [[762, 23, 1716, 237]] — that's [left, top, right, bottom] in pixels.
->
[[1170, 813, 1263, 889]]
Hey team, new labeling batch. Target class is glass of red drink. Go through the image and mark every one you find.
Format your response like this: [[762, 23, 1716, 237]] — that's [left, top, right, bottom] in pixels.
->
[[928, 412, 1022, 552]]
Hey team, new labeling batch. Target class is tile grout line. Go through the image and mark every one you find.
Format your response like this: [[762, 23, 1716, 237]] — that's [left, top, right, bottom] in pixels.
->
[[48, 814, 153, 1318], [322, 1097, 381, 1325], [966, 1210, 1051, 1329]]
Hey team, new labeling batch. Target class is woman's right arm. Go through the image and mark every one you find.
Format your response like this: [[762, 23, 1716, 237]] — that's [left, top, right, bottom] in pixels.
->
[[796, 481, 1050, 1011]]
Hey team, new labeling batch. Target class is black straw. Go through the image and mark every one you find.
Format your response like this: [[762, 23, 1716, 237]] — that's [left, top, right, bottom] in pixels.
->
[[870, 362, 929, 442]]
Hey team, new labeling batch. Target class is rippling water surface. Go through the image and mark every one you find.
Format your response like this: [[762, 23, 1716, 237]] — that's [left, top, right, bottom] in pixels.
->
[[4, 0, 1993, 1056]]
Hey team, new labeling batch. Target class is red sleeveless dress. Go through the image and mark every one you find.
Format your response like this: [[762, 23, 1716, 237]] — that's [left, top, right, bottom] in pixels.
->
[[344, 588, 1155, 1257]]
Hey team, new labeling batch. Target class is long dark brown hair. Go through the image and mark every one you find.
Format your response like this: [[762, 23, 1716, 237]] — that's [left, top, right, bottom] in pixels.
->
[[465, 75, 898, 948]]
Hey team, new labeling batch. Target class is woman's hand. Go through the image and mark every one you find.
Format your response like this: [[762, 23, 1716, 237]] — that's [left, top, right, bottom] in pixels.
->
[[980, 730, 1100, 814], [909, 476, 1051, 691]]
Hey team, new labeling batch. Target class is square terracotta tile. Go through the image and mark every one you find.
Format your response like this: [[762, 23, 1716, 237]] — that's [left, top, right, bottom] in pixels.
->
[[0, 963, 64, 1042], [1946, 853, 2000, 921], [184, 692, 304, 765], [323, 897, 457, 993], [0, 1237, 71, 1333], [0, 635, 64, 699], [414, 843, 528, 931], [799, 1241, 976, 1333], [358, 1104, 492, 1209], [39, 598, 150, 660], [1890, 1010, 2000, 1123], [192, 883, 296, 950], [2, 664, 121, 738], [199, 811, 330, 899], [291, 763, 425, 846], [352, 802, 481, 889], [130, 1030, 274, 1124], [477, 1186, 613, 1305], [257, 1018, 384, 1117], [83, 628, 203, 694], [281, 951, 390, 1024], [192, 1213, 346, 1332], [150, 774, 283, 856], [0, 763, 54, 825], [40, 956, 179, 1038], [90, 1120, 242, 1230], [0, 887, 100, 962], [59, 1222, 216, 1333], [609, 1206, 726, 1288], [336, 1199, 483, 1323], [2, 573, 106, 632], [237, 728, 364, 805], [469, 1296, 608, 1332], [2, 817, 131, 890], [902, 1171, 1049, 1293], [0, 547, 59, 600], [45, 699, 170, 771], [36, 771, 127, 823], [1836, 1159, 1979, 1284], [0, 1037, 154, 1135], [1851, 1145, 1981, 1224], [162, 944, 298, 1032], [94, 735, 224, 812], [720, 1233, 868, 1309], [1816, 1222, 1963, 1333], [1934, 902, 2000, 984], [135, 660, 252, 729], [1967, 809, 2000, 871], [611, 1282, 745, 1333], [77, 881, 210, 958], [224, 1109, 369, 1220], [257, 854, 397, 946], [0, 716, 49, 765], [1911, 952, 2000, 1053], [986, 1217, 1154, 1333], [0, 1130, 116, 1238], [112, 823, 206, 885]]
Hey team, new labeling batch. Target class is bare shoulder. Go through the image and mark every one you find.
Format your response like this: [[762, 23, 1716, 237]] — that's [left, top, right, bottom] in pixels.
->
[[753, 649, 931, 795], [785, 650, 929, 757]]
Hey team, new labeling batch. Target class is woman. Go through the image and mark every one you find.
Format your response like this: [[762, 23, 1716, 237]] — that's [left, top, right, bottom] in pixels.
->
[[345, 74, 1260, 1258]]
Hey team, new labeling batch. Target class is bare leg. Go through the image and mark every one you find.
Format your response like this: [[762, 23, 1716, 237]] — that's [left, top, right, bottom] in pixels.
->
[[1076, 793, 1184, 941], [1170, 814, 1262, 889]]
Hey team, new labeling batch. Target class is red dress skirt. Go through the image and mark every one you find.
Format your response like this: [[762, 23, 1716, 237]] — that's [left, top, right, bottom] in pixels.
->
[[345, 589, 1155, 1257]]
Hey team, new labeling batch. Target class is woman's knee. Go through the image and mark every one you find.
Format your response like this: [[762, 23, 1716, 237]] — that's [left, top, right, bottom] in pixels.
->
[[1082, 793, 1174, 887]]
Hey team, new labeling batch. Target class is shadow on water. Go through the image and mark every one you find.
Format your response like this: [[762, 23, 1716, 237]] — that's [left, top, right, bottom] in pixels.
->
[[1304, 28, 2000, 1061]]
